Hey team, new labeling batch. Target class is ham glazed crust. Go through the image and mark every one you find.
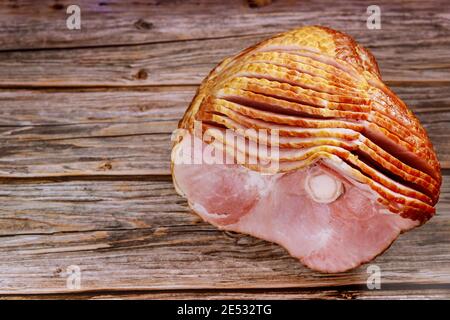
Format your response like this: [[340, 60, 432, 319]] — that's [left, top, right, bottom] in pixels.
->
[[175, 26, 441, 222]]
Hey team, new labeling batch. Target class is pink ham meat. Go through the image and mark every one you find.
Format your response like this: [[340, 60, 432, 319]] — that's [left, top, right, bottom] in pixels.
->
[[173, 135, 419, 272], [171, 26, 441, 273]]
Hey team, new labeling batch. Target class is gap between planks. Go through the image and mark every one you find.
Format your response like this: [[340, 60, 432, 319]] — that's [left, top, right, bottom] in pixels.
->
[[1, 80, 450, 90], [0, 32, 273, 54], [1, 282, 450, 300]]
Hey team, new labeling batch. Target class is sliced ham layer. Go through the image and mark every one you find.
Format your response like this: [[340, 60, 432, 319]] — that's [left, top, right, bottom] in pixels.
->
[[203, 128, 435, 217], [247, 52, 360, 88], [248, 49, 433, 142], [223, 76, 428, 151], [226, 76, 370, 109], [197, 98, 440, 198], [218, 86, 436, 172], [172, 134, 419, 273], [234, 63, 364, 96], [203, 122, 435, 206]]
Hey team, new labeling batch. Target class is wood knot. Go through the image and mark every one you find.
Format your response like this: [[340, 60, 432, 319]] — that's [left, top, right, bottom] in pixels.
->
[[247, 0, 272, 8], [134, 69, 148, 80], [51, 3, 65, 10], [137, 104, 148, 112], [98, 162, 112, 171], [53, 267, 63, 276], [134, 19, 154, 30]]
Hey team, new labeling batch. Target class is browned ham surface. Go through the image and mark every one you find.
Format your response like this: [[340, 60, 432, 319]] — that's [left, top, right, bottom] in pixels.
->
[[171, 26, 441, 273]]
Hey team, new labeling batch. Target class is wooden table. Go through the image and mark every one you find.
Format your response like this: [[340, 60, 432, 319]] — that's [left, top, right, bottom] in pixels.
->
[[0, 0, 449, 299]]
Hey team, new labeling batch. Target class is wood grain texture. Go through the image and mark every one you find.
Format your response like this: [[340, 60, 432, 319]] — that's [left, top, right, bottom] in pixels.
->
[[0, 175, 449, 295], [0, 0, 449, 51], [2, 286, 450, 300], [1, 32, 449, 87], [0, 0, 449, 299], [0, 84, 449, 178], [0, 0, 449, 87]]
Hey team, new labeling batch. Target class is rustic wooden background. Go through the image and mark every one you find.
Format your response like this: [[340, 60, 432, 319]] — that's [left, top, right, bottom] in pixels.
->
[[0, 0, 449, 299]]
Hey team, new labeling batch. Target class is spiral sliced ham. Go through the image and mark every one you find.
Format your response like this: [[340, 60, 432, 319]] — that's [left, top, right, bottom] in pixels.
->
[[171, 26, 441, 273]]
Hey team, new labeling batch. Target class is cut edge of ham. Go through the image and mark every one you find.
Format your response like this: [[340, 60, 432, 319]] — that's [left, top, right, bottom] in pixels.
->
[[172, 133, 420, 273]]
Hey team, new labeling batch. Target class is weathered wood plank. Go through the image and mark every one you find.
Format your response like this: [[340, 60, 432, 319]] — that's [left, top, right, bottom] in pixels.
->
[[73, 287, 450, 300], [2, 287, 450, 300], [0, 87, 190, 177], [0, 87, 196, 126], [1, 86, 449, 126], [1, 0, 449, 51], [0, 174, 448, 294], [0, 85, 449, 178], [0, 133, 173, 177], [0, 0, 447, 299], [0, 176, 187, 236], [1, 31, 449, 87]]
